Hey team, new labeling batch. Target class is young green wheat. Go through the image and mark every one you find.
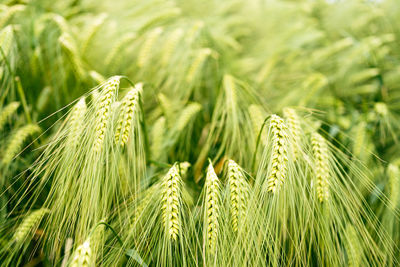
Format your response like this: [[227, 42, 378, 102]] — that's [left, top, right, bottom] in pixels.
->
[[267, 115, 288, 193], [205, 162, 220, 252], [114, 83, 142, 147], [161, 164, 182, 241], [227, 159, 248, 232], [94, 77, 120, 152], [311, 132, 330, 203], [14, 208, 49, 242]]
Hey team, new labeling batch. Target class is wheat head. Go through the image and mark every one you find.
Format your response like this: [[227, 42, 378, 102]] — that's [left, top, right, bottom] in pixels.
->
[[68, 98, 86, 147], [267, 115, 288, 193], [0, 102, 19, 131], [161, 164, 182, 240], [94, 77, 120, 152], [70, 239, 93, 267], [14, 208, 49, 242], [2, 124, 41, 165], [283, 107, 301, 158], [311, 132, 330, 203], [205, 162, 220, 252], [227, 159, 248, 232], [114, 83, 142, 147]]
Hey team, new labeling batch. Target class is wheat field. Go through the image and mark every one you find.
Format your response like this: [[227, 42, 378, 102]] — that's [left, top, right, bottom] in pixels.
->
[[1, 0, 400, 266]]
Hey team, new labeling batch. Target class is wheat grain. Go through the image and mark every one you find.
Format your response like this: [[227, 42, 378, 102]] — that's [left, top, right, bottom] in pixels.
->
[[176, 103, 202, 132], [161, 164, 182, 240], [137, 27, 163, 67], [68, 98, 86, 147], [311, 132, 330, 203], [115, 83, 142, 146], [205, 162, 220, 252], [344, 225, 362, 267], [94, 77, 120, 152], [2, 124, 41, 165], [267, 115, 288, 193], [283, 107, 301, 158], [14, 208, 49, 242], [70, 239, 93, 267], [0, 102, 19, 131], [227, 159, 248, 232], [388, 163, 399, 211]]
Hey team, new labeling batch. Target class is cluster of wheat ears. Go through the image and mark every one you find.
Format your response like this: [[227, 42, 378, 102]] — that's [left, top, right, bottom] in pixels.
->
[[1, 0, 400, 266]]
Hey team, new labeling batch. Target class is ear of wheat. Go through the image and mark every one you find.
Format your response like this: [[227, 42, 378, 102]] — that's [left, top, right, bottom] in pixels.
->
[[14, 208, 49, 242], [388, 163, 399, 211], [58, 33, 85, 78], [67, 98, 86, 147], [353, 121, 367, 157], [158, 93, 175, 124], [175, 102, 202, 132], [161, 164, 182, 241], [205, 162, 220, 252], [344, 225, 362, 267], [0, 25, 15, 58], [178, 161, 191, 179], [0, 102, 19, 131], [227, 159, 249, 232], [2, 124, 41, 165], [162, 28, 184, 66], [267, 115, 288, 193], [311, 132, 330, 203], [105, 33, 136, 69], [248, 104, 266, 144], [70, 239, 93, 267], [94, 77, 120, 152], [114, 83, 142, 147], [186, 48, 212, 83], [150, 116, 166, 161], [0, 4, 25, 29], [137, 27, 163, 67], [283, 107, 301, 158]]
